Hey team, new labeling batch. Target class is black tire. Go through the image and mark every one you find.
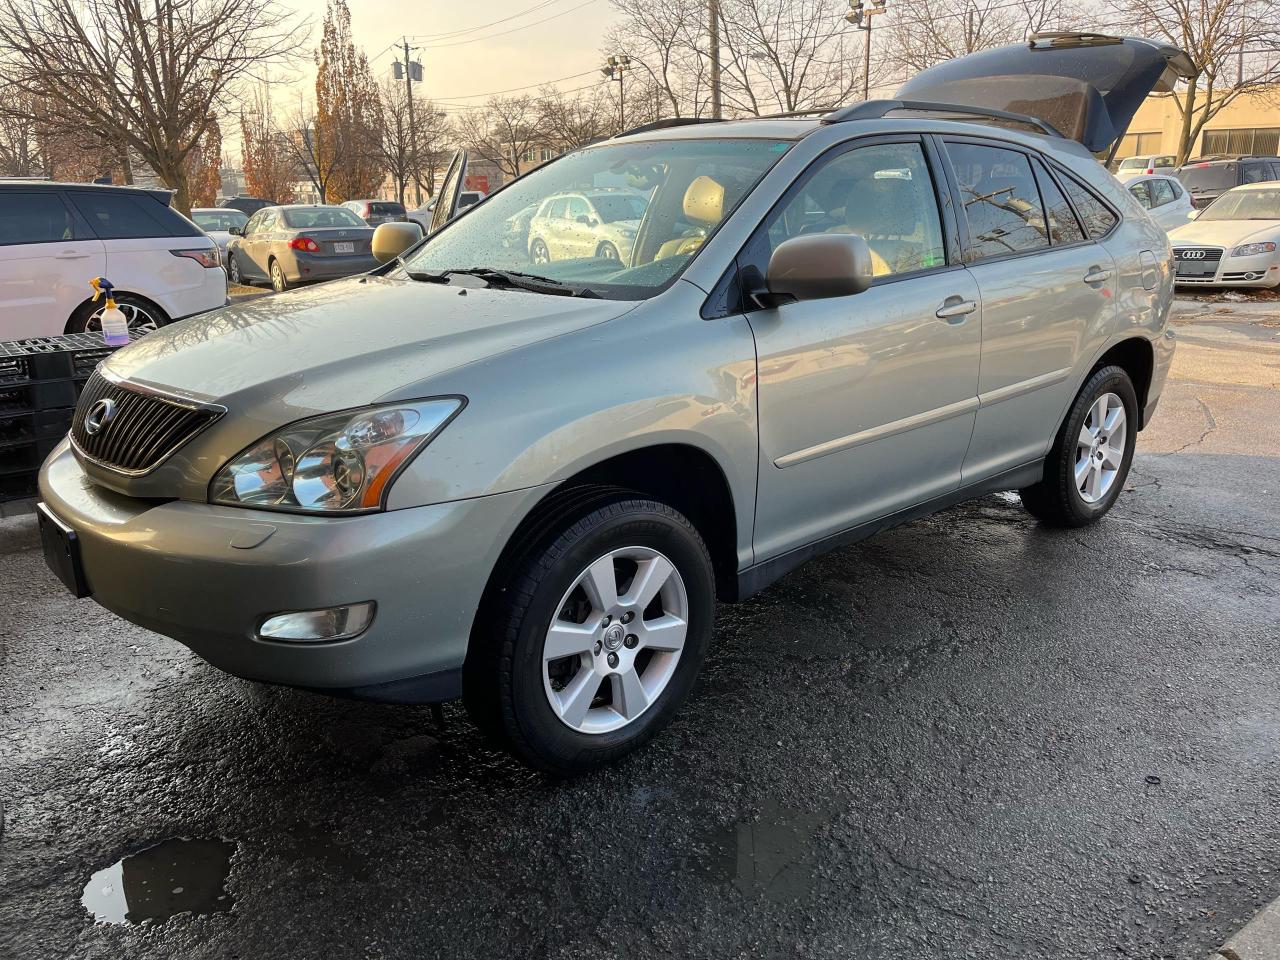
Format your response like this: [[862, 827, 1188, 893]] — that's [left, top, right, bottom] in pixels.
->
[[67, 293, 170, 335], [1020, 364, 1138, 527], [227, 253, 246, 286], [597, 242, 620, 261], [269, 258, 290, 293], [465, 494, 714, 774]]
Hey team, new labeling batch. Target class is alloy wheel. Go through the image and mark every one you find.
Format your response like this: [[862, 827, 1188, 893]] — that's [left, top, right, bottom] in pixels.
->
[[86, 301, 161, 334], [531, 240, 550, 265], [228, 255, 241, 285], [1075, 391, 1127, 504], [542, 546, 688, 735]]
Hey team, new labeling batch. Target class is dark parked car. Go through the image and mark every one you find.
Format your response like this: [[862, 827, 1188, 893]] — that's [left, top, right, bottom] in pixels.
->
[[226, 204, 376, 292], [1174, 155, 1280, 209], [341, 199, 407, 226], [218, 196, 274, 216]]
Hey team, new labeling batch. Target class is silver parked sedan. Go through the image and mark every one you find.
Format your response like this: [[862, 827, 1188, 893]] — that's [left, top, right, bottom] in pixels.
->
[[39, 34, 1185, 773], [226, 204, 378, 292], [190, 207, 249, 267]]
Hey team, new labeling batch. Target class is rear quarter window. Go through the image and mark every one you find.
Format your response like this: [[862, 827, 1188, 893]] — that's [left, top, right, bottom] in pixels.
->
[[68, 191, 201, 240], [1058, 174, 1118, 239]]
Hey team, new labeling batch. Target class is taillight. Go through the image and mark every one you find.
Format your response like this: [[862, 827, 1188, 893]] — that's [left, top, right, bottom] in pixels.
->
[[1145, 168, 1154, 174], [288, 236, 320, 252], [171, 248, 221, 268]]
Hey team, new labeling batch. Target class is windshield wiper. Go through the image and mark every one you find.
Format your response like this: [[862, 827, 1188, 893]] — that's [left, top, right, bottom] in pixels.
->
[[403, 265, 601, 297]]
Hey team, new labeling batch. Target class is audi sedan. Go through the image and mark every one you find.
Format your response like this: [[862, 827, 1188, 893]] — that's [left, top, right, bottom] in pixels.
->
[[1168, 183, 1280, 288], [227, 204, 377, 292]]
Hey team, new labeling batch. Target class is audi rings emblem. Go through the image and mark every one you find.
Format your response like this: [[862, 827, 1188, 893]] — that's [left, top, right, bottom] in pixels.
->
[[1178, 249, 1207, 260], [83, 398, 117, 436]]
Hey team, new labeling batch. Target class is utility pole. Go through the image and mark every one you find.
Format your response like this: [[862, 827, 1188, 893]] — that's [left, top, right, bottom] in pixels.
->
[[709, 0, 722, 119], [846, 0, 887, 101], [602, 55, 631, 133], [397, 38, 424, 207]]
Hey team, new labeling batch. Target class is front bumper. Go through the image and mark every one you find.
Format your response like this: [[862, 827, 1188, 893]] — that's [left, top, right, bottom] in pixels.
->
[[38, 441, 544, 702], [282, 250, 378, 284]]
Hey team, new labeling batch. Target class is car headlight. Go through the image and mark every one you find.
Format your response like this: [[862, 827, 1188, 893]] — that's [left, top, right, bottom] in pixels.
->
[[210, 399, 463, 513], [1231, 241, 1277, 257]]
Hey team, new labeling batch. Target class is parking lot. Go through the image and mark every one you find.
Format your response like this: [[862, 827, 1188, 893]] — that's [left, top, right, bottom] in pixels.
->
[[0, 297, 1277, 958]]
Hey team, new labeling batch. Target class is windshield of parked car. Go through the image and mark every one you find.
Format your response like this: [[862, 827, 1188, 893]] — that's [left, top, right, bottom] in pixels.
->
[[1198, 188, 1280, 221], [1118, 157, 1147, 170], [1177, 164, 1236, 193], [193, 209, 248, 232], [282, 207, 367, 229], [400, 137, 793, 299]]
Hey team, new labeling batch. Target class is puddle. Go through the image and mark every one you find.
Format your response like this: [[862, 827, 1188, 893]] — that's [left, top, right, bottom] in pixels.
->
[[706, 799, 842, 903], [82, 838, 235, 924]]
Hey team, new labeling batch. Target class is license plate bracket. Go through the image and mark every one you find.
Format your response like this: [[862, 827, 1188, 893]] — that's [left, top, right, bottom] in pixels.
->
[[37, 502, 90, 598], [334, 241, 355, 254]]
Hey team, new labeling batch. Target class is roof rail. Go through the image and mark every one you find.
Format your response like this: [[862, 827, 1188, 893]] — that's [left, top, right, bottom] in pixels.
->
[[614, 117, 723, 138], [821, 98, 1064, 140]]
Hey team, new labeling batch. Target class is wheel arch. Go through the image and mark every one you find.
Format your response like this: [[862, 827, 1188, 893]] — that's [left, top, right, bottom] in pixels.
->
[[64, 290, 170, 334], [1093, 336, 1155, 428]]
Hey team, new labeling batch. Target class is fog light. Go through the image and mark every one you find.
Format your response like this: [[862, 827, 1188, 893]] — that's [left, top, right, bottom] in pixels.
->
[[258, 602, 375, 642]]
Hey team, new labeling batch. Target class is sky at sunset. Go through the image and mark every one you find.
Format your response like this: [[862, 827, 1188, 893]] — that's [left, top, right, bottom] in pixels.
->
[[284, 0, 623, 116]]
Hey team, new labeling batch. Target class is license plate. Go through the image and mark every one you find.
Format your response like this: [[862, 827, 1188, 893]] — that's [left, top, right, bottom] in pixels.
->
[[37, 502, 90, 598], [334, 241, 355, 254]]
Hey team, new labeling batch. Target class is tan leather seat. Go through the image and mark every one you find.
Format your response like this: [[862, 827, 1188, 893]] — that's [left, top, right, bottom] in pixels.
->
[[655, 175, 726, 260]]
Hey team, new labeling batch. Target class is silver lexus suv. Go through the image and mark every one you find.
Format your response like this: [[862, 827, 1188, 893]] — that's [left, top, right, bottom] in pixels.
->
[[38, 36, 1188, 772]]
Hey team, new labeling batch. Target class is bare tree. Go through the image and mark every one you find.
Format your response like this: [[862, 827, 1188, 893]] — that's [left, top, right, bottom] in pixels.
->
[[0, 0, 304, 213], [279, 99, 341, 203], [377, 78, 449, 204], [876, 0, 1087, 82], [1107, 0, 1280, 162], [0, 87, 42, 176], [536, 85, 615, 153], [605, 0, 712, 117], [240, 85, 297, 202], [454, 96, 543, 180]]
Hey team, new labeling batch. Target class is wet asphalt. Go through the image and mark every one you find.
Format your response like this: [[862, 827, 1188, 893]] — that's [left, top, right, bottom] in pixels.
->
[[1, 302, 1278, 959]]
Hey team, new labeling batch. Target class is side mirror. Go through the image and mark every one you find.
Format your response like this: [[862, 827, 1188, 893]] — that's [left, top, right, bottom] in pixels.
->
[[576, 214, 592, 225], [372, 221, 424, 263], [759, 234, 874, 306], [228, 226, 243, 236]]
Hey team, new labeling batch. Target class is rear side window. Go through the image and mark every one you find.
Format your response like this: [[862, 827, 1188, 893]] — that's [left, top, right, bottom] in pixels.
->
[[1243, 163, 1270, 184], [369, 202, 404, 215], [1031, 158, 1085, 244], [1058, 174, 1119, 239], [1150, 179, 1176, 207], [1128, 180, 1153, 208], [0, 192, 76, 245], [946, 141, 1048, 261], [68, 191, 201, 240]]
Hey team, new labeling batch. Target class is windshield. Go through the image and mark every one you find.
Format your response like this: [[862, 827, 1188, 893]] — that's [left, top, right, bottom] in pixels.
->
[[1118, 157, 1147, 170], [401, 137, 793, 299], [282, 207, 367, 229], [1199, 188, 1280, 221], [1177, 164, 1236, 193], [193, 209, 248, 232], [369, 202, 405, 215]]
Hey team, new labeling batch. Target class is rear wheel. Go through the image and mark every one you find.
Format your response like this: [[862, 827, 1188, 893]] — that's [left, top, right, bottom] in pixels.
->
[[228, 253, 246, 286], [68, 294, 169, 335], [465, 495, 714, 773], [269, 258, 290, 293], [530, 239, 550, 265], [1020, 365, 1137, 527], [597, 242, 620, 262]]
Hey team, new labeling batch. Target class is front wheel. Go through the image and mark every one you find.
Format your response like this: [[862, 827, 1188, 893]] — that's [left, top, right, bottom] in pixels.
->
[[1020, 364, 1138, 527], [530, 238, 550, 265], [597, 242, 620, 262], [466, 496, 714, 773]]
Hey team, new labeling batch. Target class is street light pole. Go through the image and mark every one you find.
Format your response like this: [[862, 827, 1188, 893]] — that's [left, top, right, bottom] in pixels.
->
[[602, 55, 631, 133], [846, 0, 887, 101]]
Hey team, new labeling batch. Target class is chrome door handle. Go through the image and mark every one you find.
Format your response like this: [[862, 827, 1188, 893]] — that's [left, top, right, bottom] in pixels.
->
[[54, 250, 91, 260], [1083, 268, 1113, 284], [936, 298, 977, 322]]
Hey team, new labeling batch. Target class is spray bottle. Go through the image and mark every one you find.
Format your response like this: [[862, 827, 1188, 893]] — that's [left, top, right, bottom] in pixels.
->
[[89, 278, 130, 346]]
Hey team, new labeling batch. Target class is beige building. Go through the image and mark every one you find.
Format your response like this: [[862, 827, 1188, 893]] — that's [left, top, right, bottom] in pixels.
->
[[1116, 88, 1280, 160]]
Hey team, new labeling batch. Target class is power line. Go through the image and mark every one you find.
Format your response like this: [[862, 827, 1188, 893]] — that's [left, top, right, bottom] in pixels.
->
[[401, 0, 570, 42], [417, 0, 602, 48], [429, 68, 601, 101]]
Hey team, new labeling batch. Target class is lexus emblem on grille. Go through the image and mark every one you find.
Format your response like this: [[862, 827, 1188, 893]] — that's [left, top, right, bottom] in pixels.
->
[[83, 398, 117, 436], [1178, 249, 1207, 260]]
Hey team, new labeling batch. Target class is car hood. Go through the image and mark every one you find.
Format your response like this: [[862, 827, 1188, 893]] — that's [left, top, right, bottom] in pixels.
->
[[104, 275, 634, 415], [1168, 219, 1280, 247]]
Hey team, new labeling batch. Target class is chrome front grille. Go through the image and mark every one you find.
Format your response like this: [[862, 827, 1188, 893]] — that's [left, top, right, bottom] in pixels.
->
[[70, 372, 222, 475]]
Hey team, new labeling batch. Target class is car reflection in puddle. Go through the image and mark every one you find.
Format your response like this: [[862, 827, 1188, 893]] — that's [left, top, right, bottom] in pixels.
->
[[82, 838, 235, 924]]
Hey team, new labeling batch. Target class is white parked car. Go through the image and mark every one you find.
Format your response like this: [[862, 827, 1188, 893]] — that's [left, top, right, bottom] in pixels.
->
[[1125, 174, 1194, 231], [0, 181, 227, 340], [1114, 154, 1176, 182], [190, 207, 249, 268], [1168, 182, 1280, 288]]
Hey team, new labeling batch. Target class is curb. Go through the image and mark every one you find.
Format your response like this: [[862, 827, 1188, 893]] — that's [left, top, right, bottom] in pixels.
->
[[1212, 898, 1280, 960]]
